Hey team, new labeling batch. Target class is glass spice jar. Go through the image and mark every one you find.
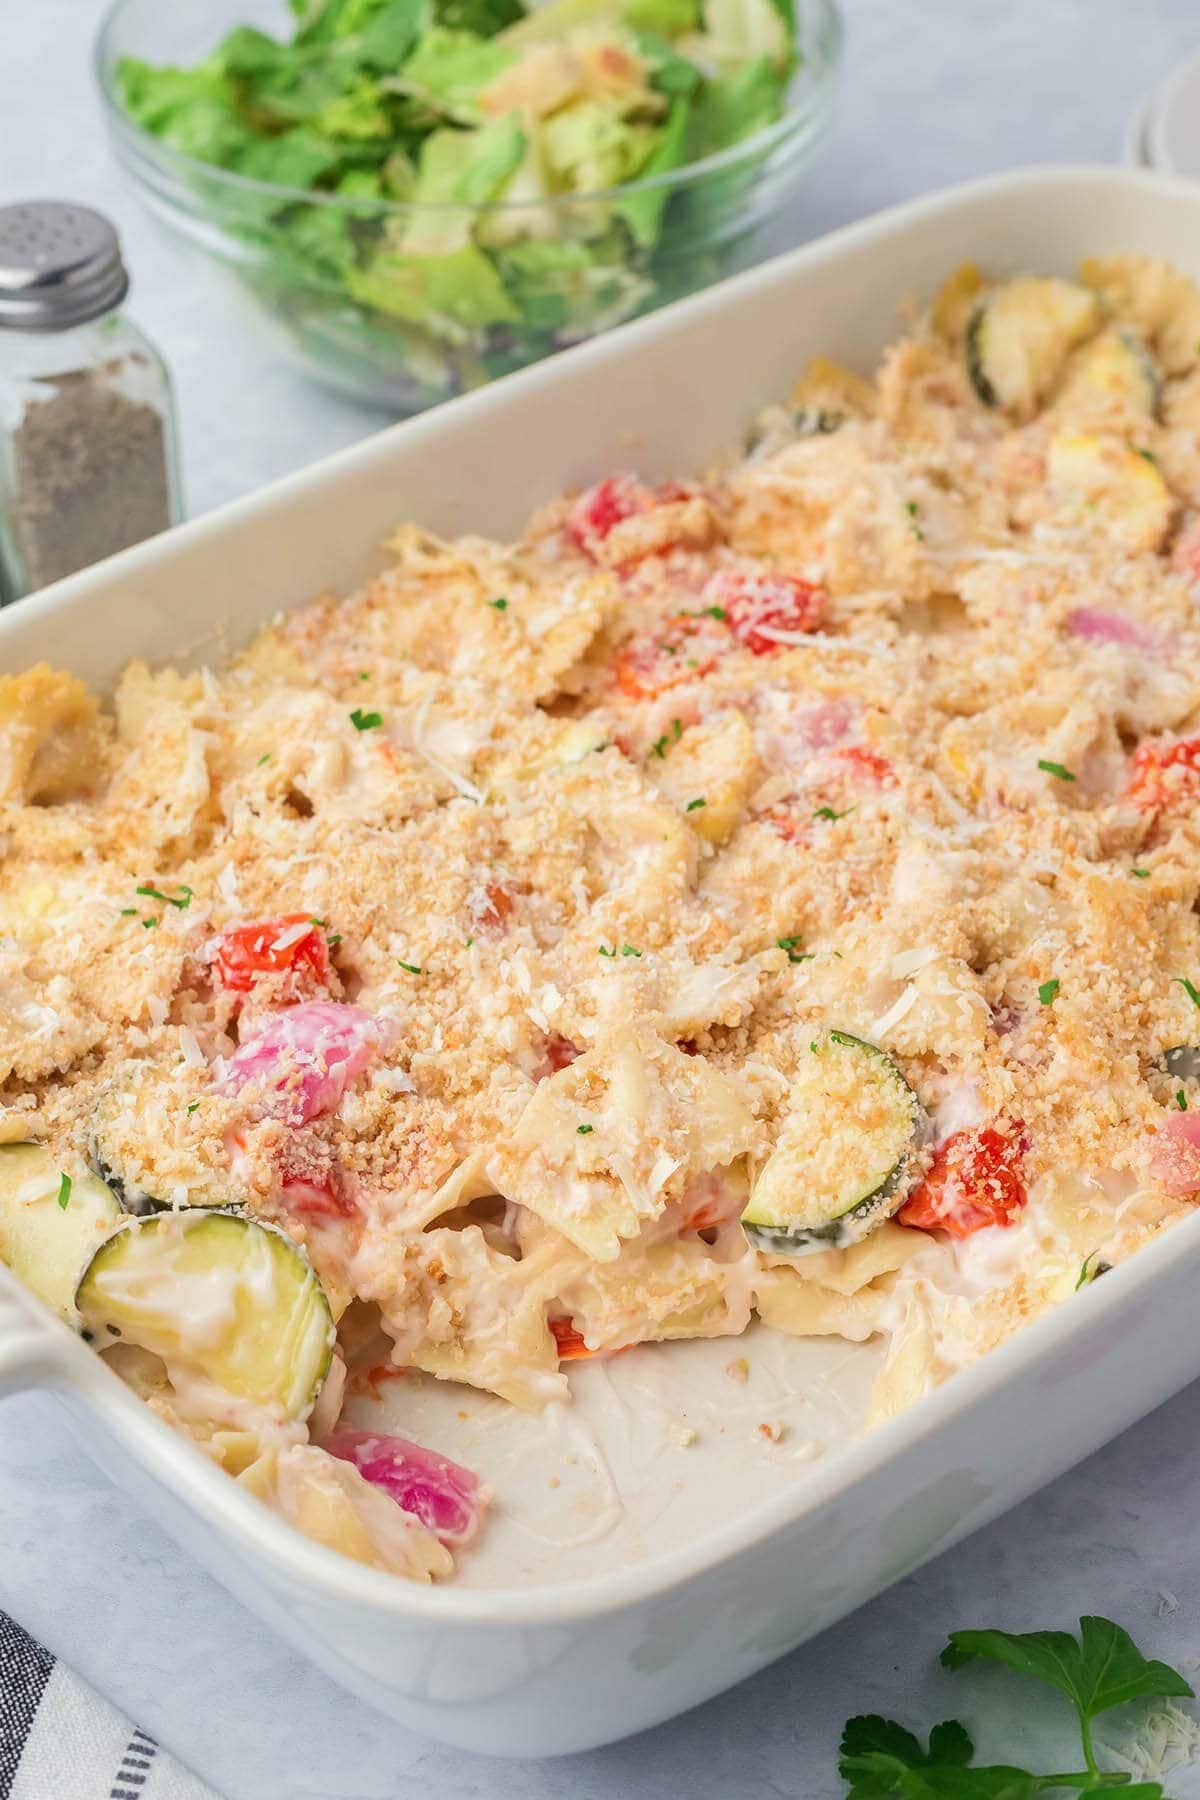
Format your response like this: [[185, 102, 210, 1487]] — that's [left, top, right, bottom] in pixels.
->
[[0, 200, 183, 602]]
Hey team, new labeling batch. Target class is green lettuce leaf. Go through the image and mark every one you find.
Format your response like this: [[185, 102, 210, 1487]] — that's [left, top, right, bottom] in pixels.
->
[[233, 125, 345, 185], [434, 0, 527, 35], [493, 236, 648, 334], [613, 95, 690, 246], [685, 53, 784, 155], [309, 75, 394, 139], [633, 29, 704, 98], [540, 100, 658, 193], [357, 0, 429, 65], [291, 0, 394, 45], [348, 241, 520, 338], [396, 27, 515, 117], [117, 58, 253, 166], [701, 0, 792, 67], [622, 0, 699, 34], [400, 114, 526, 250]]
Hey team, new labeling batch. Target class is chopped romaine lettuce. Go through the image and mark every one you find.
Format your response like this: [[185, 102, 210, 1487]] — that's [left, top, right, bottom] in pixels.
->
[[401, 115, 526, 251], [613, 95, 690, 245], [700, 0, 792, 67], [116, 0, 803, 399], [540, 101, 658, 194], [348, 241, 519, 336], [397, 28, 516, 118]]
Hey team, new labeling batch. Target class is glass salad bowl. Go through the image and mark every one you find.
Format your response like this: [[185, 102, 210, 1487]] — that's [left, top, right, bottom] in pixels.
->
[[94, 0, 842, 413]]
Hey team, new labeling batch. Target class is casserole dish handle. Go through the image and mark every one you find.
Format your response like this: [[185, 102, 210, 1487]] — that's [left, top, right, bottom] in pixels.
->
[[0, 1268, 69, 1398]]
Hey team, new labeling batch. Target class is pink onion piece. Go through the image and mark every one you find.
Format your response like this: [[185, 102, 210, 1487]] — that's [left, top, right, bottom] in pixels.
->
[[226, 1001, 381, 1125], [1065, 607, 1157, 653], [322, 1429, 488, 1548], [1151, 1111, 1200, 1194], [790, 695, 859, 753]]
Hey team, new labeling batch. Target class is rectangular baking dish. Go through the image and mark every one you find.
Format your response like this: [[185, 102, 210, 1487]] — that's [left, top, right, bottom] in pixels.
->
[[3, 164, 1200, 1759]]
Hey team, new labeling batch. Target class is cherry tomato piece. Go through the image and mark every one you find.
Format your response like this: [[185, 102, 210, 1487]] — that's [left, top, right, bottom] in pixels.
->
[[215, 913, 331, 996], [899, 1126, 1028, 1237]]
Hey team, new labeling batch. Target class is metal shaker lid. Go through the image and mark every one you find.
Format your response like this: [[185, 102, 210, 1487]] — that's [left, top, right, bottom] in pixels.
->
[[0, 201, 130, 333]]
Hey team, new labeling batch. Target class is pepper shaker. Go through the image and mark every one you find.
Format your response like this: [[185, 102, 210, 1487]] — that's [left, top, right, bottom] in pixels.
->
[[0, 201, 183, 602]]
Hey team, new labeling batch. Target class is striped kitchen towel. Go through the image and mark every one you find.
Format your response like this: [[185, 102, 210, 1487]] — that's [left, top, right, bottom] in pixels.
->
[[0, 1611, 216, 1800]]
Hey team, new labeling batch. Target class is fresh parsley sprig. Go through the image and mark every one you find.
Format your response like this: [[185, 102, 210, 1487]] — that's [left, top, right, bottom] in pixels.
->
[[840, 1615, 1192, 1797]]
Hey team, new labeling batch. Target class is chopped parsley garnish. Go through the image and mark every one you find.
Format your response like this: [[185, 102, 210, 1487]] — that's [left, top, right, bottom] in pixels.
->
[[576, 1123, 594, 1135], [257, 752, 271, 766], [464, 936, 474, 948], [350, 707, 382, 731], [813, 804, 855, 822], [1076, 1250, 1111, 1289], [598, 944, 617, 958], [1175, 976, 1200, 1008], [650, 719, 685, 758], [661, 643, 678, 655], [119, 907, 137, 917], [56, 1173, 71, 1211], [621, 943, 642, 957], [809, 1039, 820, 1054], [397, 959, 422, 975], [359, 670, 371, 680], [905, 500, 919, 515], [487, 596, 509, 611], [905, 499, 925, 540], [1177, 1089, 1189, 1111], [682, 603, 727, 621], [309, 917, 328, 929], [1137, 446, 1158, 464], [1037, 758, 1076, 781], [776, 935, 812, 964], [1130, 867, 1150, 879], [137, 883, 192, 909], [326, 933, 342, 948], [141, 917, 158, 930], [187, 1101, 200, 1115], [1038, 978, 1060, 1006], [685, 796, 707, 812]]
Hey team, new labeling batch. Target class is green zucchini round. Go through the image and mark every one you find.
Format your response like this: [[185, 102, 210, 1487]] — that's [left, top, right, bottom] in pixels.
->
[[0, 1143, 123, 1323], [89, 1063, 237, 1213], [742, 1031, 926, 1254], [76, 1210, 334, 1422]]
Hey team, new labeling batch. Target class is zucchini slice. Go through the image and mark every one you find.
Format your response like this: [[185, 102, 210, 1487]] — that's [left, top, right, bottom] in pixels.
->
[[1056, 327, 1161, 419], [89, 1063, 237, 1212], [1045, 429, 1173, 554], [76, 1211, 333, 1422], [742, 1032, 926, 1254], [966, 277, 1100, 418], [0, 1144, 123, 1322]]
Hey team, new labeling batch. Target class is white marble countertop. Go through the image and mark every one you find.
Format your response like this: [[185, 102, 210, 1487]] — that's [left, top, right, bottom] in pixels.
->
[[5, 2, 1200, 1796]]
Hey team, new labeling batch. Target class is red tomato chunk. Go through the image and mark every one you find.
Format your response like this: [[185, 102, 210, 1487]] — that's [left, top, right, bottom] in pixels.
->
[[548, 1317, 633, 1362], [615, 613, 729, 700], [567, 476, 656, 558], [214, 913, 330, 995], [716, 572, 826, 654], [1127, 736, 1200, 816], [899, 1126, 1028, 1237]]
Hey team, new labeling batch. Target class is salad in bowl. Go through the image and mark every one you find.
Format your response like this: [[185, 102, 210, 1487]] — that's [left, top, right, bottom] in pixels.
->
[[96, 0, 841, 408]]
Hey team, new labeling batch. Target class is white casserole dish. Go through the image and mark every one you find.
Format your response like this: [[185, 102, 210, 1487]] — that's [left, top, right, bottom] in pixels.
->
[[4, 163, 1200, 1758]]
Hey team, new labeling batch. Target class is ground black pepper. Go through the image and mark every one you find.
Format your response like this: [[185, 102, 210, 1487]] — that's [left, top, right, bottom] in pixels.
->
[[9, 358, 172, 589]]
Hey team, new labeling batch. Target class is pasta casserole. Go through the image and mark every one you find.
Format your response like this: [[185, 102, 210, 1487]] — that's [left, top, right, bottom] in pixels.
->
[[4, 251, 1200, 1581]]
